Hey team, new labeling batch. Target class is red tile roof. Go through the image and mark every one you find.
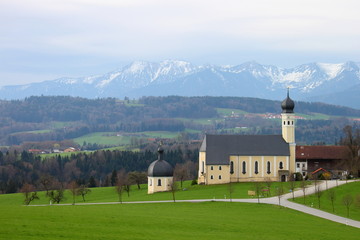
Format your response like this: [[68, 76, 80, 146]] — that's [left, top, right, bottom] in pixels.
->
[[296, 145, 348, 160], [311, 168, 330, 174]]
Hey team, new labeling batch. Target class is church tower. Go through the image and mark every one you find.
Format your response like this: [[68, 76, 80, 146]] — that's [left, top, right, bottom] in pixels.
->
[[281, 88, 295, 143], [281, 89, 296, 173]]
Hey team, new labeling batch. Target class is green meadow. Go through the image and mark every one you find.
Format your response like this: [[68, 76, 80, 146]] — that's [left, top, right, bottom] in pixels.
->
[[1, 181, 359, 240], [293, 181, 360, 221]]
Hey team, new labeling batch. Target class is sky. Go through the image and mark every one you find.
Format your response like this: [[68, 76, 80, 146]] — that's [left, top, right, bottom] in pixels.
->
[[0, 0, 359, 86]]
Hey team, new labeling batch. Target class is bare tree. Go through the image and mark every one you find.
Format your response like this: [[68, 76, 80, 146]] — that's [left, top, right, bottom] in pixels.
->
[[169, 179, 178, 203], [315, 185, 323, 209], [39, 175, 53, 196], [356, 194, 360, 208], [115, 169, 126, 203], [124, 175, 131, 198], [253, 182, 263, 203], [128, 171, 147, 190], [328, 189, 336, 213], [342, 194, 353, 218], [264, 177, 272, 197], [300, 179, 307, 204], [174, 163, 188, 189], [78, 185, 91, 202], [275, 184, 284, 207], [341, 125, 360, 177], [288, 174, 296, 201], [228, 181, 235, 202], [48, 180, 65, 204], [67, 181, 79, 205], [20, 183, 39, 205], [323, 172, 331, 190]]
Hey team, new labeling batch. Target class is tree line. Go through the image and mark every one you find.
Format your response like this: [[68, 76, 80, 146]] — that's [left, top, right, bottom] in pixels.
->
[[0, 145, 199, 194]]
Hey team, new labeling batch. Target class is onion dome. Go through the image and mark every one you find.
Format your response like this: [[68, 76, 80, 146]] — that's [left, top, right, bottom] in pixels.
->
[[281, 88, 295, 113], [147, 146, 173, 177]]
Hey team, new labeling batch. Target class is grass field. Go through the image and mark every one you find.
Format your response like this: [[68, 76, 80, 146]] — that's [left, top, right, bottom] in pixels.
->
[[292, 181, 360, 221], [1, 181, 360, 239]]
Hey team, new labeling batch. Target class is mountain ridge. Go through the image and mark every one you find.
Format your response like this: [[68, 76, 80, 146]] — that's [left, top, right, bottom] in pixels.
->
[[1, 60, 359, 108]]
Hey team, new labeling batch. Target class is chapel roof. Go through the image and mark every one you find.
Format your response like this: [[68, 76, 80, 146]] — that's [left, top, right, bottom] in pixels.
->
[[200, 134, 290, 165], [147, 146, 173, 177]]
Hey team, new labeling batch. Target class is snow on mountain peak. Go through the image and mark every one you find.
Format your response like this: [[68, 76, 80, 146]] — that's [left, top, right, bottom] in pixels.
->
[[317, 63, 344, 79]]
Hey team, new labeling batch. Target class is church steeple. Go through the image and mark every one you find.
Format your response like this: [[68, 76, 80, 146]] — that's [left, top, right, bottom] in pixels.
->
[[281, 88, 295, 144]]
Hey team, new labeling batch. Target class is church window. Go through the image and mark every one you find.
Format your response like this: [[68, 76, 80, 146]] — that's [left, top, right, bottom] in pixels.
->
[[267, 161, 271, 174], [292, 121, 294, 125], [210, 166, 213, 170], [255, 161, 259, 174], [219, 175, 222, 180], [279, 162, 283, 169], [230, 161, 234, 174], [283, 121, 286, 125], [201, 161, 204, 174], [219, 166, 222, 170], [157, 179, 161, 186], [242, 161, 246, 174], [210, 175, 214, 180], [288, 121, 290, 125], [149, 179, 152, 186]]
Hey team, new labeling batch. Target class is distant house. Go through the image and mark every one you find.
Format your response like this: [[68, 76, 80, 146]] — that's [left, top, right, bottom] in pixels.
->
[[28, 149, 42, 154], [296, 145, 348, 178], [64, 147, 77, 153]]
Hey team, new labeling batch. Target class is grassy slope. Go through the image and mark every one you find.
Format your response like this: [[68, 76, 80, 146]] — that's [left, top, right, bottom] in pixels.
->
[[293, 181, 360, 221], [0, 182, 359, 240]]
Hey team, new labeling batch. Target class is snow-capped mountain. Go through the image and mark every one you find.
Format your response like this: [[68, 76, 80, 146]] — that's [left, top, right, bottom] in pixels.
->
[[1, 60, 360, 108]]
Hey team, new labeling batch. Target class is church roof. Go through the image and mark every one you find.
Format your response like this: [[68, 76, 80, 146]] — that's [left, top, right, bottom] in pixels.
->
[[200, 134, 290, 165], [148, 146, 173, 177], [281, 89, 295, 113]]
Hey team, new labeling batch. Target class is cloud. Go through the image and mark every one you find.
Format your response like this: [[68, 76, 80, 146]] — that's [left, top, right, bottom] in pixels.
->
[[0, 0, 359, 85]]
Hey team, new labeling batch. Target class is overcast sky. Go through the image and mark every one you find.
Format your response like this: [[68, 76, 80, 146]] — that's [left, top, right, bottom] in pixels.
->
[[0, 0, 359, 86]]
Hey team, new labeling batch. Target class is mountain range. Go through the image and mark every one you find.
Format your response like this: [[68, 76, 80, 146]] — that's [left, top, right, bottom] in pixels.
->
[[1, 60, 360, 109]]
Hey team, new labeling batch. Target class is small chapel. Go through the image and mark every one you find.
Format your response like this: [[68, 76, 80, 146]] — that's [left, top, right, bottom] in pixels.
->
[[147, 146, 174, 194], [198, 91, 296, 184]]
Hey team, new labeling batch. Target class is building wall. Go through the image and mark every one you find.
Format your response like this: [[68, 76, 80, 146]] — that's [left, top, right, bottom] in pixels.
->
[[205, 164, 230, 184], [147, 176, 173, 194], [199, 154, 292, 185], [229, 155, 290, 182], [198, 151, 206, 184], [281, 113, 295, 143]]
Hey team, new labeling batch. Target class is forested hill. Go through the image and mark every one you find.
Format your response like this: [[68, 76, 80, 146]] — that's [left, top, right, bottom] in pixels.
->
[[0, 95, 359, 147], [1, 95, 360, 123]]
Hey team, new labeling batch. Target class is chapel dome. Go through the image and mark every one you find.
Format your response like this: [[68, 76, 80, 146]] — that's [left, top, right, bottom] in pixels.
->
[[281, 89, 295, 113], [147, 146, 173, 177]]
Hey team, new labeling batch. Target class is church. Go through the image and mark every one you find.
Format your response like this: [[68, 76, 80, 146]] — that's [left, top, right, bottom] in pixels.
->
[[198, 91, 296, 184]]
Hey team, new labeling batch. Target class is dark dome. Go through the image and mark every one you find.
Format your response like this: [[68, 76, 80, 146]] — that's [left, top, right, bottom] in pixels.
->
[[281, 89, 295, 113], [147, 147, 173, 177]]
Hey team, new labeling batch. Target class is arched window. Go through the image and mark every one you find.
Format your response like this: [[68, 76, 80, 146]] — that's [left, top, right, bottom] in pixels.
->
[[279, 161, 283, 169], [201, 161, 204, 174], [219, 166, 222, 170], [288, 121, 290, 125], [291, 121, 294, 125], [242, 161, 246, 174], [149, 179, 152, 186], [283, 121, 286, 125], [157, 179, 162, 186], [230, 161, 234, 174], [267, 161, 271, 174], [255, 161, 259, 174]]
